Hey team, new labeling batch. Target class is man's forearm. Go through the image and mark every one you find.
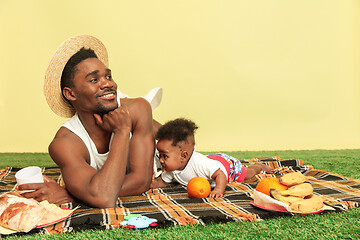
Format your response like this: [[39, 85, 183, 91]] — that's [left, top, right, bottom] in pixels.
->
[[117, 171, 152, 197], [86, 131, 131, 204], [118, 135, 154, 196], [152, 119, 162, 137]]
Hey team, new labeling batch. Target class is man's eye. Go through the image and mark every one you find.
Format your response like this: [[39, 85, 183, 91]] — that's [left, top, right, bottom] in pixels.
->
[[90, 78, 98, 83], [106, 75, 112, 80]]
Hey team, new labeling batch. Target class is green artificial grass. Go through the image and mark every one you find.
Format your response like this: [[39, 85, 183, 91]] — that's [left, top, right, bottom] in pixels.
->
[[0, 153, 56, 168], [1, 149, 360, 239]]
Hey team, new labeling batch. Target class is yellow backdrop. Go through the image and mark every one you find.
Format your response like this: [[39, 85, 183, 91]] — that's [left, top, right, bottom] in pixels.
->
[[0, 0, 359, 152]]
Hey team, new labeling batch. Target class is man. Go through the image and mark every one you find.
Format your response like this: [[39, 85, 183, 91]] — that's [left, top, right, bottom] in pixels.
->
[[18, 35, 157, 208]]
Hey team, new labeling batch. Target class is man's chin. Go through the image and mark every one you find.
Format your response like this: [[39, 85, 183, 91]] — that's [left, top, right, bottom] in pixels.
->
[[96, 105, 118, 115]]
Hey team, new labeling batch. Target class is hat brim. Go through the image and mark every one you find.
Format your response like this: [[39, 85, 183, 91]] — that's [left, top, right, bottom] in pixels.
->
[[44, 35, 109, 118]]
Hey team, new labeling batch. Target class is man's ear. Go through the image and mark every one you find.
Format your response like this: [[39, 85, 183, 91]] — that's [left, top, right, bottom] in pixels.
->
[[63, 87, 76, 102], [180, 151, 188, 161]]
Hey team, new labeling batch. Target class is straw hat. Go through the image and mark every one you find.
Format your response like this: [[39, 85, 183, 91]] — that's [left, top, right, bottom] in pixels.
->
[[44, 35, 109, 118]]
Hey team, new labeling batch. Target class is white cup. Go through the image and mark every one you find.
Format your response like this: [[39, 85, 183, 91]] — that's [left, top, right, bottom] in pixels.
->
[[15, 166, 44, 193]]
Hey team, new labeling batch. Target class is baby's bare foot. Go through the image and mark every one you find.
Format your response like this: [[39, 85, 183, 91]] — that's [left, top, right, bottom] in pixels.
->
[[256, 163, 274, 173]]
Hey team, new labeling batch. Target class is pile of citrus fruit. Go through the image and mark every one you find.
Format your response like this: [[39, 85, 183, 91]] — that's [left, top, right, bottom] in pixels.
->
[[255, 177, 288, 196], [255, 173, 324, 213]]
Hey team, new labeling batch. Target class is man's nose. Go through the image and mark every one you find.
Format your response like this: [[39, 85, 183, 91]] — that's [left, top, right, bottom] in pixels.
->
[[100, 77, 113, 89], [159, 158, 164, 164]]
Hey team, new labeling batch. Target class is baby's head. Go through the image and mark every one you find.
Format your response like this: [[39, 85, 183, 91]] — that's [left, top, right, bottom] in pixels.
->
[[156, 118, 198, 172]]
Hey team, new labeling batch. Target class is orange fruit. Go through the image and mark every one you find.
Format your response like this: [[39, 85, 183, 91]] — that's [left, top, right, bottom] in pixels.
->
[[255, 177, 288, 196], [187, 177, 211, 198]]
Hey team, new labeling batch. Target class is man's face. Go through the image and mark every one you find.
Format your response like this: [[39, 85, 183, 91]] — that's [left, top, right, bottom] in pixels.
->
[[70, 58, 118, 115]]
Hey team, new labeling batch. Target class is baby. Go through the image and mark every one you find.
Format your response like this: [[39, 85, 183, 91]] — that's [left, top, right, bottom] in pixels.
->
[[151, 118, 274, 198]]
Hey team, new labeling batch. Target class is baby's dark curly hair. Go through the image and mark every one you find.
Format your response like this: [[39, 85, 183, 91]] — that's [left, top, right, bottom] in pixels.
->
[[156, 118, 199, 146]]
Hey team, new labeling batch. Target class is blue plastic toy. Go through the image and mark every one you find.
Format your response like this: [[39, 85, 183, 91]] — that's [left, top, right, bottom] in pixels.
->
[[120, 214, 158, 229]]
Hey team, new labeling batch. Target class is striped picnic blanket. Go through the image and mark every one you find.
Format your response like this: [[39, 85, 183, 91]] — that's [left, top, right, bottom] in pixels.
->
[[1, 156, 359, 235]]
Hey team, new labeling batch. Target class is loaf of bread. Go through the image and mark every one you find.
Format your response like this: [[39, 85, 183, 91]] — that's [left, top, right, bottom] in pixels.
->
[[0, 192, 48, 232]]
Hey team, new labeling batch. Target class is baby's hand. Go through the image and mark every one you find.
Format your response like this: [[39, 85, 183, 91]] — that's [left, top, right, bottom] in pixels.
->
[[209, 190, 224, 198], [152, 171, 156, 181]]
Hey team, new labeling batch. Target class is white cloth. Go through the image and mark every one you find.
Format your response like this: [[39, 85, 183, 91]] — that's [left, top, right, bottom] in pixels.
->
[[62, 113, 110, 171], [116, 87, 163, 110], [161, 151, 227, 186]]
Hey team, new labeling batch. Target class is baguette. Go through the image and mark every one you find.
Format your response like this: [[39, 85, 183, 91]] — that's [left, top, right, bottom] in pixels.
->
[[0, 192, 48, 232]]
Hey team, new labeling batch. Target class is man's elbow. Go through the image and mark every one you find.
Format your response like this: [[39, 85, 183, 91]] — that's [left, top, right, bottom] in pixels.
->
[[140, 179, 152, 194], [134, 178, 151, 195], [95, 201, 116, 209], [80, 193, 118, 209]]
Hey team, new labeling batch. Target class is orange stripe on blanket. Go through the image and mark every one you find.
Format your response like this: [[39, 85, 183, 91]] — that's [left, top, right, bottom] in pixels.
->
[[206, 197, 258, 222], [146, 189, 201, 225], [308, 178, 360, 195]]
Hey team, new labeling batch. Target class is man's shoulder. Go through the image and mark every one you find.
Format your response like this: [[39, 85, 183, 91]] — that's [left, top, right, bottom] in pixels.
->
[[121, 97, 152, 124], [50, 127, 86, 154], [49, 127, 89, 166], [53, 126, 80, 140], [121, 97, 151, 111]]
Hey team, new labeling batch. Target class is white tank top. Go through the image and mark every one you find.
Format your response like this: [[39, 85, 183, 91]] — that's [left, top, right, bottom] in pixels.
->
[[61, 113, 110, 171], [61, 90, 129, 171]]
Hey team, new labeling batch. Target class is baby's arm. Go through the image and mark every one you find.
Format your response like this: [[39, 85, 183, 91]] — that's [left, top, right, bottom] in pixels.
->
[[150, 177, 169, 189], [209, 169, 227, 198]]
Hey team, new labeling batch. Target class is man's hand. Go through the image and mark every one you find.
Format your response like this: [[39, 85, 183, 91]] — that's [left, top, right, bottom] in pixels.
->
[[17, 175, 74, 204], [94, 106, 131, 134]]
